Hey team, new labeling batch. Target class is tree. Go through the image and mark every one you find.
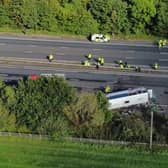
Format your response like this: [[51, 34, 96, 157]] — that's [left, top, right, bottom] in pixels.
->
[[90, 0, 113, 33], [152, 0, 168, 37], [64, 91, 109, 138], [0, 3, 11, 26], [127, 0, 156, 34], [110, 0, 130, 34], [108, 110, 150, 142], [14, 76, 76, 136]]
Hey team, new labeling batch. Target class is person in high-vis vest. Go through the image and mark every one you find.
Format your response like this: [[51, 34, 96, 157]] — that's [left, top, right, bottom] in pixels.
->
[[84, 60, 90, 66], [120, 63, 124, 70], [105, 85, 111, 93], [100, 57, 104, 65], [163, 39, 167, 47], [86, 53, 92, 60], [153, 63, 158, 70], [48, 54, 54, 62]]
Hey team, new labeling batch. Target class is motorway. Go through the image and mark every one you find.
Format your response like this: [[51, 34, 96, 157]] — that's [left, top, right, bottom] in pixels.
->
[[0, 35, 168, 108]]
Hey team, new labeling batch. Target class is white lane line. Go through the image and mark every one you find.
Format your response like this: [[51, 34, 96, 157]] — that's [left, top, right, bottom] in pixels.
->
[[0, 43, 6, 46], [57, 53, 65, 56], [125, 50, 135, 53], [29, 45, 36, 47], [126, 56, 134, 59], [92, 48, 102, 51], [160, 52, 168, 55], [159, 59, 168, 61], [60, 47, 69, 49], [24, 51, 33, 53]]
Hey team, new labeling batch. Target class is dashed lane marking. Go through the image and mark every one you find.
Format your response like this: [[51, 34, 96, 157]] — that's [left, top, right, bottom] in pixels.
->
[[126, 56, 134, 59], [57, 53, 65, 56], [24, 51, 33, 53]]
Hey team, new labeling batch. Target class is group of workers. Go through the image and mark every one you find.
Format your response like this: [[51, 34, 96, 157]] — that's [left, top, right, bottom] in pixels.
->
[[158, 39, 167, 48], [83, 53, 105, 68], [118, 60, 130, 70], [47, 53, 159, 71]]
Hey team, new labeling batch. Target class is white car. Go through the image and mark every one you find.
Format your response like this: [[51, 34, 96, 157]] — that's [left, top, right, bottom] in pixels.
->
[[91, 34, 110, 42]]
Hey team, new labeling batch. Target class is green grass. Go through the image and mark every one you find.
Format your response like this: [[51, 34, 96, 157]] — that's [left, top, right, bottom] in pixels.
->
[[0, 137, 168, 168]]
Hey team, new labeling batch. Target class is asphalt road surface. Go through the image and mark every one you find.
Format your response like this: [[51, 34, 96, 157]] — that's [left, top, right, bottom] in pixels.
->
[[0, 35, 167, 109], [0, 36, 168, 67]]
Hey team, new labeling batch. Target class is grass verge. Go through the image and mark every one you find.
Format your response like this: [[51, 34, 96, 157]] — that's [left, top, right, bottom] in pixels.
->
[[0, 26, 162, 41], [0, 136, 168, 168]]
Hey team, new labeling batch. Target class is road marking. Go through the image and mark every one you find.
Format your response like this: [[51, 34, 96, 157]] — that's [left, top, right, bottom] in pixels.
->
[[57, 53, 65, 55], [159, 59, 168, 61], [125, 50, 135, 53], [29, 45, 36, 47], [24, 51, 33, 53], [0, 43, 6, 46], [126, 56, 134, 59], [92, 48, 102, 51], [160, 52, 168, 55], [60, 47, 69, 49]]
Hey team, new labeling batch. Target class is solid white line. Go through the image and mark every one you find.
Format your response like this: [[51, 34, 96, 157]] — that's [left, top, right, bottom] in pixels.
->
[[0, 43, 6, 46], [160, 52, 168, 55], [29, 45, 36, 47], [60, 47, 69, 49], [159, 59, 168, 61], [126, 56, 134, 59], [57, 53, 65, 55], [92, 48, 102, 51]]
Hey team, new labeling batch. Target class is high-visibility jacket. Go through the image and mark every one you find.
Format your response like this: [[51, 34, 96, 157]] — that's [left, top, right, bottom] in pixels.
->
[[87, 53, 92, 59], [105, 85, 111, 93], [163, 40, 167, 46], [154, 63, 158, 70], [159, 40, 163, 48], [120, 64, 124, 69], [49, 54, 54, 60], [119, 60, 123, 64], [84, 60, 90, 66], [98, 57, 101, 62], [100, 58, 104, 65]]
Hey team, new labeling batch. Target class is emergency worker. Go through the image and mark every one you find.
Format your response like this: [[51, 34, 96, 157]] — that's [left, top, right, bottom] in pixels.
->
[[118, 59, 123, 65], [163, 39, 167, 47], [135, 66, 141, 72], [153, 63, 158, 70], [100, 57, 104, 65], [120, 63, 124, 70], [48, 54, 54, 62], [96, 62, 100, 69], [105, 85, 111, 93], [98, 57, 101, 63], [84, 60, 90, 66], [86, 53, 92, 60], [158, 40, 162, 48]]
